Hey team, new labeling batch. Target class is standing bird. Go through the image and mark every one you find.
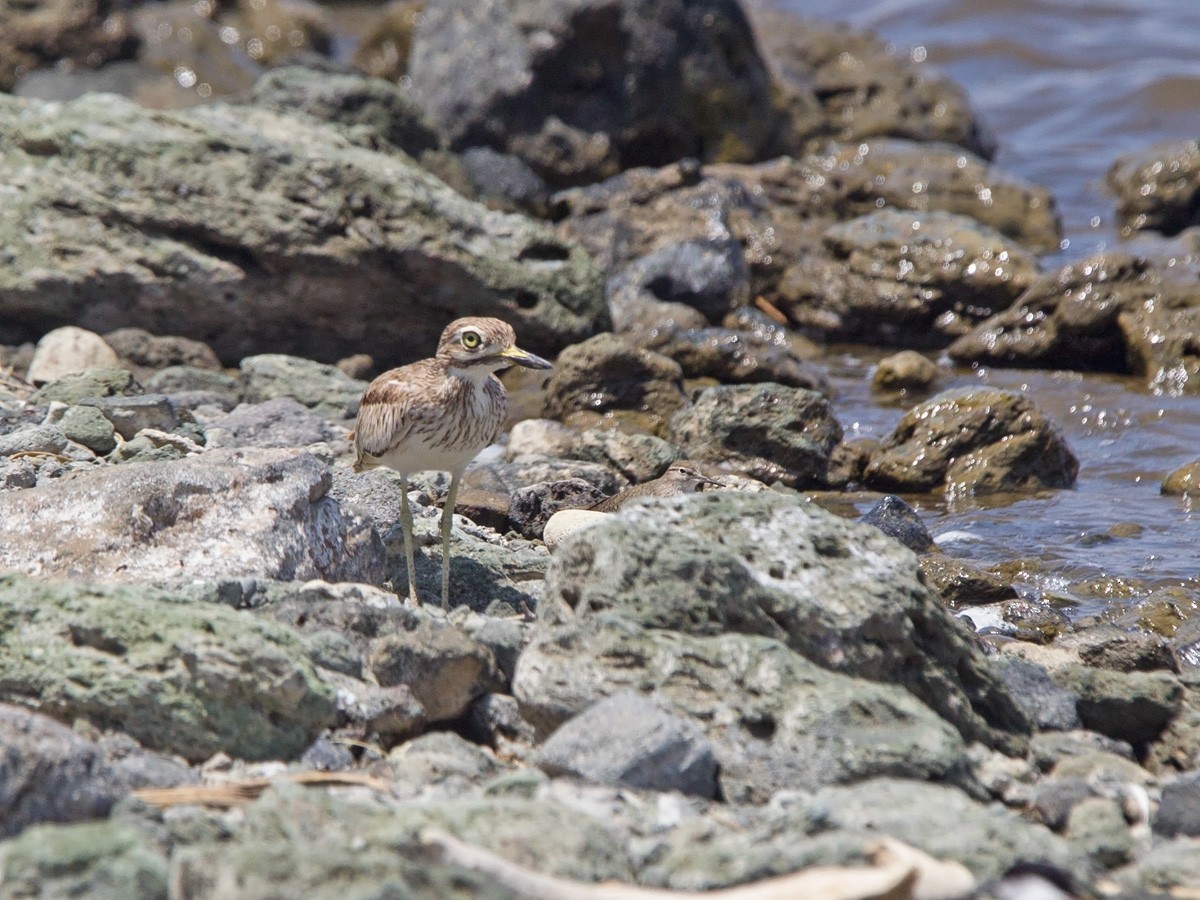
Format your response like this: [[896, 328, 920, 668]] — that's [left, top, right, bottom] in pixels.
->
[[353, 317, 552, 607], [587, 463, 724, 513]]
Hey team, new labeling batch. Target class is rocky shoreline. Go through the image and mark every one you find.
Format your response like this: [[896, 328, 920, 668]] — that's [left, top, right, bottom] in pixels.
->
[[3, 0, 1200, 897]]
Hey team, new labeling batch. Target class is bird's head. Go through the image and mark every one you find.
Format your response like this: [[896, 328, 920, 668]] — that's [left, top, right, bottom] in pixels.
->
[[436, 317, 552, 375]]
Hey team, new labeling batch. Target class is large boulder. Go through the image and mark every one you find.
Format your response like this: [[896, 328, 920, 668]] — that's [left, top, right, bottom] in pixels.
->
[[407, 0, 779, 186], [518, 492, 1030, 755], [0, 575, 338, 762], [864, 387, 1079, 494], [0, 90, 605, 364], [0, 448, 385, 583]]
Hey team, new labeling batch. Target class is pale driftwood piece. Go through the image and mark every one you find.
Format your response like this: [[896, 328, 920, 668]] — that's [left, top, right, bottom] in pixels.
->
[[420, 828, 940, 900], [132, 771, 392, 809]]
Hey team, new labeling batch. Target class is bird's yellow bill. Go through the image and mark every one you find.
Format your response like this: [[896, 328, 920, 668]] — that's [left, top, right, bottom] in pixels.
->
[[499, 346, 553, 370]]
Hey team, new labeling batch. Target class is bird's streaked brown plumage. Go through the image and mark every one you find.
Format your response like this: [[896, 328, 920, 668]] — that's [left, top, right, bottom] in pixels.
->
[[354, 317, 551, 607], [587, 463, 724, 513]]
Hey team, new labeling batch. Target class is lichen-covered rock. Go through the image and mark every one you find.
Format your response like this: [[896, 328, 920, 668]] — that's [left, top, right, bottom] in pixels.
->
[[1107, 139, 1200, 237], [0, 575, 338, 762], [408, 0, 779, 186], [638, 325, 828, 392], [1162, 459, 1200, 497], [240, 354, 366, 420], [203, 397, 346, 450], [0, 91, 605, 365], [669, 383, 842, 488], [863, 387, 1078, 494], [0, 448, 384, 583], [522, 491, 1030, 753], [103, 327, 221, 376]]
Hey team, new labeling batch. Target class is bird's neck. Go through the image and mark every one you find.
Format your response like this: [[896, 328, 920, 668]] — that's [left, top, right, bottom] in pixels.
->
[[446, 362, 501, 389]]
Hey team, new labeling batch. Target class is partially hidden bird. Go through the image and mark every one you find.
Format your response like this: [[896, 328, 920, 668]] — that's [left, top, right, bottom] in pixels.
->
[[353, 317, 552, 607], [587, 463, 724, 513]]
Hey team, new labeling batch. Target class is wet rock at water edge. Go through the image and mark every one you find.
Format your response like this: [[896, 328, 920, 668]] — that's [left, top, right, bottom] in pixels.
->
[[669, 383, 842, 488], [0, 89, 605, 364], [408, 0, 779, 186], [537, 692, 718, 799], [0, 448, 384, 583], [1162, 459, 1200, 497], [1107, 139, 1200, 237], [858, 494, 934, 553], [872, 350, 941, 395], [543, 333, 686, 434], [864, 387, 1079, 495], [801, 209, 1039, 347]]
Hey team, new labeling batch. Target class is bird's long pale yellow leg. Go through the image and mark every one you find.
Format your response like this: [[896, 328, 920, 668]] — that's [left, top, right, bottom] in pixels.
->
[[440, 471, 462, 609], [399, 475, 419, 606]]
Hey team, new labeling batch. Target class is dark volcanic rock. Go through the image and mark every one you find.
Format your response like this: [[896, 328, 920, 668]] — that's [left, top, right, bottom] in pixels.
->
[[1052, 665, 1183, 747], [669, 383, 842, 488], [408, 0, 779, 186], [0, 91, 605, 364], [0, 448, 384, 583], [509, 478, 609, 540], [859, 495, 934, 554], [864, 387, 1079, 495], [993, 658, 1082, 732]]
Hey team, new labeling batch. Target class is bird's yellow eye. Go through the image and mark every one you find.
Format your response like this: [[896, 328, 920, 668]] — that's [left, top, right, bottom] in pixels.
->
[[461, 330, 482, 349]]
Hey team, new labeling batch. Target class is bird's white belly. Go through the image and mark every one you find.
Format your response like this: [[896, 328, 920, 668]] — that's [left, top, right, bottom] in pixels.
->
[[372, 440, 484, 477]]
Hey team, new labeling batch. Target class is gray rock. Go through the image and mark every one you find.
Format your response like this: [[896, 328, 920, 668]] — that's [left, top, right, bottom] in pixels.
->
[[814, 209, 1039, 347], [474, 456, 624, 497], [0, 92, 605, 364], [537, 692, 718, 799], [614, 239, 750, 325], [53, 405, 117, 455], [0, 704, 193, 837], [144, 365, 242, 403], [459, 146, 551, 215], [0, 574, 337, 762], [544, 333, 686, 433], [1051, 665, 1183, 746], [801, 779, 1082, 882], [1067, 798, 1134, 869], [525, 491, 1030, 753], [204, 397, 346, 450], [858, 494, 934, 554], [240, 353, 366, 420], [0, 457, 37, 489], [299, 733, 356, 772], [564, 428, 683, 485], [1057, 625, 1179, 673], [409, 0, 777, 186], [0, 448, 384, 583], [508, 478, 608, 539], [464, 693, 537, 748], [1029, 730, 1135, 772], [1114, 836, 1200, 896], [30, 367, 141, 404], [0, 820, 169, 900], [1156, 772, 1200, 838], [0, 424, 95, 461], [669, 383, 842, 488], [103, 327, 221, 374], [247, 66, 443, 159], [864, 387, 1078, 494], [1031, 777, 1101, 831], [994, 658, 1082, 731], [1107, 139, 1200, 237], [386, 731, 505, 797], [78, 393, 179, 440]]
